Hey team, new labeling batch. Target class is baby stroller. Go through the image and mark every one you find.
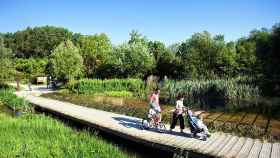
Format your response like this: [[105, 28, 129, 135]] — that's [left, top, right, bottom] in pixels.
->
[[186, 110, 209, 140]]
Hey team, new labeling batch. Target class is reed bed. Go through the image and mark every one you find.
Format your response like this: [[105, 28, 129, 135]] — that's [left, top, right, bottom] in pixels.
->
[[162, 78, 260, 110]]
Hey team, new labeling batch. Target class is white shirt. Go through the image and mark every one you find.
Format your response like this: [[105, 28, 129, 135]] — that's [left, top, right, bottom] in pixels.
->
[[175, 100, 185, 115]]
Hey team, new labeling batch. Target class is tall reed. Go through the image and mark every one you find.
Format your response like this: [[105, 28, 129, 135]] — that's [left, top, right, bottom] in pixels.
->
[[162, 78, 260, 110]]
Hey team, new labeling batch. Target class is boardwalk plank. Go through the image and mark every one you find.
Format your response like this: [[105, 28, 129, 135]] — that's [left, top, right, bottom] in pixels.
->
[[192, 133, 220, 152], [247, 140, 262, 158], [203, 134, 227, 155], [195, 133, 221, 153], [258, 143, 271, 158], [236, 138, 254, 158], [211, 135, 233, 156], [224, 137, 246, 158], [217, 136, 238, 157], [271, 143, 280, 158]]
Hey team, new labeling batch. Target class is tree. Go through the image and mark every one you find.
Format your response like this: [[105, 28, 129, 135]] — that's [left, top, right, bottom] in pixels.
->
[[15, 58, 48, 78], [128, 30, 148, 45], [49, 40, 83, 82], [254, 24, 280, 96], [177, 31, 237, 79], [0, 36, 14, 82], [77, 33, 112, 77], [96, 31, 155, 78], [13, 26, 72, 58], [111, 42, 155, 78], [148, 41, 180, 78]]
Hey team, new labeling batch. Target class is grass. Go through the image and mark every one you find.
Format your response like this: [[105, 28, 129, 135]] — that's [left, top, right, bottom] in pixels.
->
[[0, 113, 132, 158]]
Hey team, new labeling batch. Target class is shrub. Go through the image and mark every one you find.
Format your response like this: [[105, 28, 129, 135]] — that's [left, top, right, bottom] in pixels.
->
[[0, 89, 31, 112], [68, 79, 147, 98]]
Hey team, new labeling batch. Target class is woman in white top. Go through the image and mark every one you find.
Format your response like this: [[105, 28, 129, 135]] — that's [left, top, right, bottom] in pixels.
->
[[170, 95, 185, 133]]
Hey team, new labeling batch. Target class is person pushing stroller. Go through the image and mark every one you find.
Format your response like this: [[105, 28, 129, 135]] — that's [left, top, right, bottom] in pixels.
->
[[170, 95, 211, 139], [170, 95, 185, 133]]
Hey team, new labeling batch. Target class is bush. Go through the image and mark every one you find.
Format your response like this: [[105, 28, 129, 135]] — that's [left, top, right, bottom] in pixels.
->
[[0, 89, 31, 112], [68, 79, 147, 98]]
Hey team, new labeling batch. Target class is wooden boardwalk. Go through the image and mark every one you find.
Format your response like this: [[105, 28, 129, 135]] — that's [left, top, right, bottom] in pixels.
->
[[21, 94, 279, 158]]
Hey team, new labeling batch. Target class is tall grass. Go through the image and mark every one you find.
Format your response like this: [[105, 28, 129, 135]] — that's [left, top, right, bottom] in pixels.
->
[[67, 79, 147, 98], [0, 113, 131, 158], [162, 78, 260, 110], [0, 89, 31, 112]]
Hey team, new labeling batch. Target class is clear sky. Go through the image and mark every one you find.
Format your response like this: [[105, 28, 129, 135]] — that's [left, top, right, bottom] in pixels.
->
[[0, 0, 279, 45]]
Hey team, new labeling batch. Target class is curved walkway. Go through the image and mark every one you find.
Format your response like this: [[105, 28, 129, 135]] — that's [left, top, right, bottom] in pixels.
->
[[16, 89, 279, 158]]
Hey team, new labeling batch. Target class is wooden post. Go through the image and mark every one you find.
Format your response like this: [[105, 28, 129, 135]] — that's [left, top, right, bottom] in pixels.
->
[[16, 78, 20, 91]]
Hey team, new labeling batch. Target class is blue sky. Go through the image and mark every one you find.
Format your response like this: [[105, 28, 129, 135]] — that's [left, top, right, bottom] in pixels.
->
[[0, 0, 279, 45]]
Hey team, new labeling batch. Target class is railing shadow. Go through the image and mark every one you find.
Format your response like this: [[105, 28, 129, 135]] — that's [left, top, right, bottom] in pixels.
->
[[112, 116, 143, 129]]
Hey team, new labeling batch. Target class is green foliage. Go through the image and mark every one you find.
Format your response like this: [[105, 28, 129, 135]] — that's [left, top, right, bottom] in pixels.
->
[[148, 41, 181, 78], [0, 37, 15, 82], [0, 89, 31, 112], [12, 26, 73, 58], [105, 42, 155, 78], [255, 24, 280, 96], [96, 31, 155, 78], [128, 30, 148, 45], [77, 34, 112, 77], [163, 78, 260, 110], [0, 114, 130, 158], [49, 40, 83, 81], [177, 31, 237, 79], [236, 37, 257, 74], [15, 58, 48, 79], [68, 79, 146, 98], [1, 23, 280, 96]]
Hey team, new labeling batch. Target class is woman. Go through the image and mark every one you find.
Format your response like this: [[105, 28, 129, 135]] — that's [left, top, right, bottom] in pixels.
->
[[149, 88, 161, 123], [170, 95, 185, 133]]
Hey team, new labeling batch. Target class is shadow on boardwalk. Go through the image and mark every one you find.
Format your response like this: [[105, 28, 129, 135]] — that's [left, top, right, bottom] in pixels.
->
[[112, 116, 193, 138]]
